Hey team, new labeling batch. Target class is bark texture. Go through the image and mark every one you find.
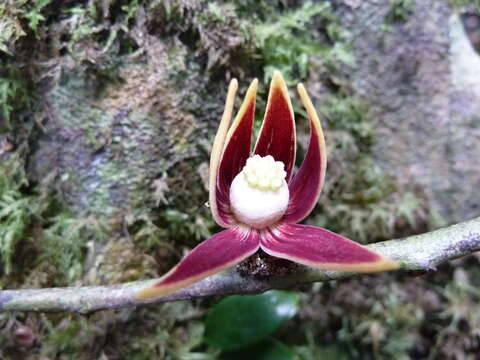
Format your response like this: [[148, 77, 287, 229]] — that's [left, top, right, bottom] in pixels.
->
[[2, 0, 480, 358], [338, 0, 480, 222]]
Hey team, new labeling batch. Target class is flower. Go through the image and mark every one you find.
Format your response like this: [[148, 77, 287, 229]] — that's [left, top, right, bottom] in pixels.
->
[[137, 72, 398, 299]]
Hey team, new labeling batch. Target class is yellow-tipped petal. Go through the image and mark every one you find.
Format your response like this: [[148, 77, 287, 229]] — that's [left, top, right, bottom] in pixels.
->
[[211, 79, 258, 227], [136, 228, 260, 299], [297, 83, 326, 191], [209, 79, 238, 227], [254, 71, 296, 180], [261, 224, 400, 273], [223, 79, 258, 150], [282, 84, 327, 223]]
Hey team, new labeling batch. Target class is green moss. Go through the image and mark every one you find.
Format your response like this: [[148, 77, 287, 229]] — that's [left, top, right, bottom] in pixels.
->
[[0, 158, 67, 284], [0, 154, 34, 275], [0, 1, 467, 359], [451, 0, 480, 10], [0, 3, 25, 54], [431, 269, 480, 356], [336, 283, 423, 359], [305, 94, 429, 243], [40, 214, 109, 285], [23, 0, 53, 33], [50, 72, 113, 149], [87, 237, 157, 285], [0, 63, 32, 131], [116, 304, 208, 359], [0, 146, 111, 286], [0, 156, 108, 286], [42, 317, 89, 356], [322, 96, 374, 147], [0, 0, 53, 53], [386, 0, 414, 23], [253, 2, 333, 85]]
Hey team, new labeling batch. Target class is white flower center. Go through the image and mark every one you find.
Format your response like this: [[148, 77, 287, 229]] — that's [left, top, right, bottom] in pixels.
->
[[229, 155, 289, 229]]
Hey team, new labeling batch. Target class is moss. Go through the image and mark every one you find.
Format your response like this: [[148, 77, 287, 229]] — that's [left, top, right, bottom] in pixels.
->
[[335, 282, 424, 359], [0, 63, 32, 131], [299, 93, 430, 243], [0, 303, 208, 359], [0, 154, 34, 275], [0, 0, 54, 54], [253, 1, 333, 85], [112, 304, 208, 359], [0, 177, 112, 288], [431, 268, 480, 357], [39, 214, 111, 285], [0, 156, 80, 285], [33, 68, 173, 216], [290, 258, 480, 359], [85, 237, 157, 285], [386, 0, 414, 23], [0, 4, 25, 54], [0, 0, 471, 359], [451, 0, 480, 10]]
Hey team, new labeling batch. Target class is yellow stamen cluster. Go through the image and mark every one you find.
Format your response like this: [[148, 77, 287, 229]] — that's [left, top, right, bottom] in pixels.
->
[[243, 155, 287, 191]]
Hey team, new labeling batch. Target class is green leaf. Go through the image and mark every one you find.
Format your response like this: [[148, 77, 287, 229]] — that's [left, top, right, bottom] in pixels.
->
[[205, 290, 299, 351], [221, 339, 296, 360]]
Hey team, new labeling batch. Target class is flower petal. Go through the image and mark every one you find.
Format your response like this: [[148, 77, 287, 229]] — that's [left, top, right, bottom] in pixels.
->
[[254, 71, 296, 181], [137, 227, 260, 299], [261, 224, 399, 272], [282, 84, 327, 223], [210, 79, 239, 227], [214, 79, 258, 226]]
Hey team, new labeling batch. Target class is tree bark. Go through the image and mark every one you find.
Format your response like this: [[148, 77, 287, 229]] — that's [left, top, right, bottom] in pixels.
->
[[337, 0, 480, 223]]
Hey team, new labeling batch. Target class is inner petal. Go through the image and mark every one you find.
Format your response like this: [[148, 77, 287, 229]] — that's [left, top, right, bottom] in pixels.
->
[[229, 155, 289, 229]]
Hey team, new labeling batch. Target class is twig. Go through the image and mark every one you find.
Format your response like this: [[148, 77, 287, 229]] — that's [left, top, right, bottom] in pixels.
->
[[1, 217, 480, 314]]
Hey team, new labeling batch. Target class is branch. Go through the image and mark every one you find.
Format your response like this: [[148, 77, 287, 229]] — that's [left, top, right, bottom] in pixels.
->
[[1, 217, 480, 314]]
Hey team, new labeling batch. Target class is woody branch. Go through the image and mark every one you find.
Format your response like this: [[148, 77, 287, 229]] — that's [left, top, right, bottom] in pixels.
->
[[1, 217, 480, 314]]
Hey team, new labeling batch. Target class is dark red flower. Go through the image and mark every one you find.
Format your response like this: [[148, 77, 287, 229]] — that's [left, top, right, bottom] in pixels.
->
[[137, 72, 398, 299]]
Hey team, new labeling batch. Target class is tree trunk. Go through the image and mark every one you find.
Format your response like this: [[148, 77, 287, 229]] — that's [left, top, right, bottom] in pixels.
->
[[2, 0, 480, 358], [337, 0, 480, 222]]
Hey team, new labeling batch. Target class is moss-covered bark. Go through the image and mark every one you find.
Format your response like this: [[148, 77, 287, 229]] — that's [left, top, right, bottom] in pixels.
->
[[2, 0, 480, 359]]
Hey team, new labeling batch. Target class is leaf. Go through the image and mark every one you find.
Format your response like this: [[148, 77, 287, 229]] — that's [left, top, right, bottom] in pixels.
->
[[205, 290, 299, 351], [220, 339, 296, 360]]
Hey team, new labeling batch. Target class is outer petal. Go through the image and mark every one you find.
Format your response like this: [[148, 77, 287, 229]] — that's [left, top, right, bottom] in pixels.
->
[[213, 79, 258, 226], [137, 227, 260, 299], [282, 84, 326, 223], [209, 79, 239, 227], [254, 71, 296, 181], [261, 224, 399, 272]]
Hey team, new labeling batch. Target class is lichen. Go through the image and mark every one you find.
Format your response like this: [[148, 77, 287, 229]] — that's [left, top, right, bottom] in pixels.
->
[[85, 237, 157, 285]]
